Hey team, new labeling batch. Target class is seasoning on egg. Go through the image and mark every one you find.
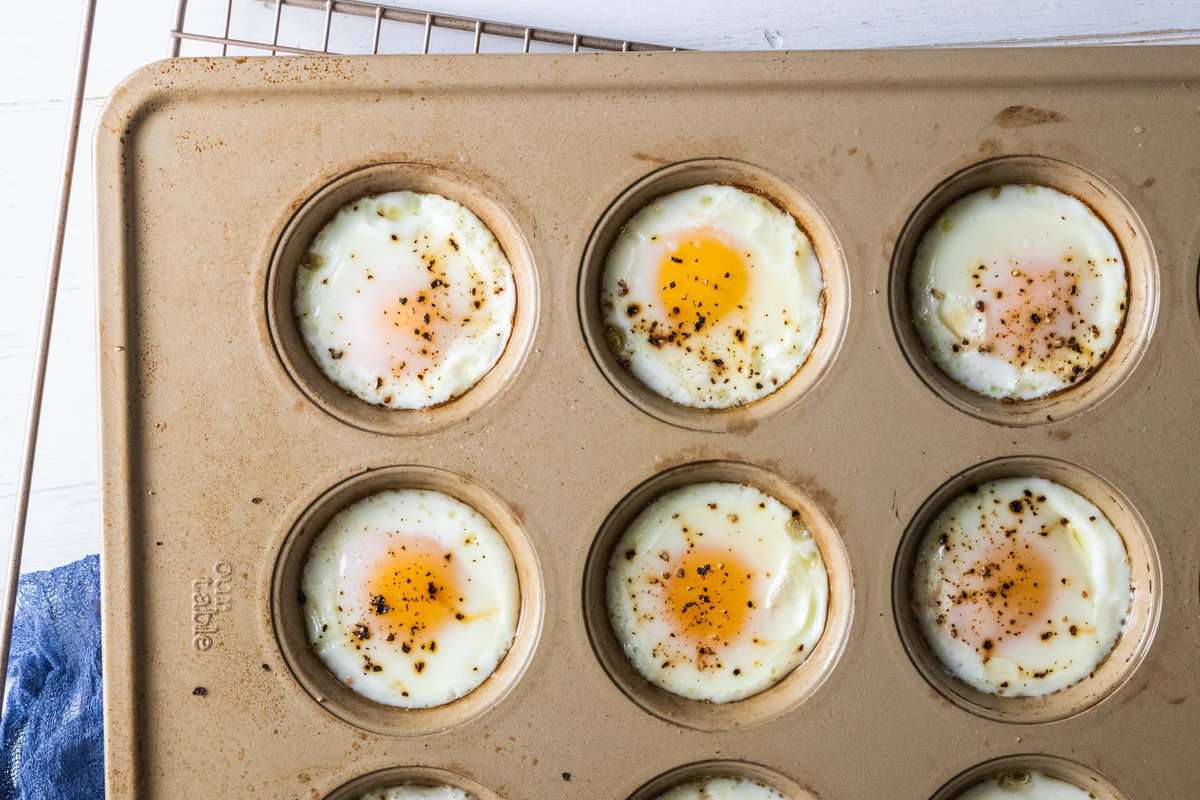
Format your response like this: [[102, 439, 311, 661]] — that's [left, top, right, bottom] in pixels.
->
[[295, 191, 516, 410], [301, 489, 520, 708], [909, 184, 1128, 401], [606, 481, 829, 704], [912, 477, 1132, 697]]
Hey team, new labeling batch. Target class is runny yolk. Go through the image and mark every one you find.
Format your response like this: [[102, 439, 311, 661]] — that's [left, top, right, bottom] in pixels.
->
[[657, 230, 749, 329], [975, 263, 1084, 366], [364, 535, 460, 645], [945, 543, 1053, 654], [663, 547, 754, 647]]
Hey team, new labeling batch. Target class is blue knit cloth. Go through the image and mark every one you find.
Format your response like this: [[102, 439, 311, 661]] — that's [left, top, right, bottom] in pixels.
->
[[1, 555, 103, 800]]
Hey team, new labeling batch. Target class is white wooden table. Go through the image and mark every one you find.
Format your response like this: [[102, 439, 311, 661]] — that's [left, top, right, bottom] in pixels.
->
[[2, 0, 1198, 574]]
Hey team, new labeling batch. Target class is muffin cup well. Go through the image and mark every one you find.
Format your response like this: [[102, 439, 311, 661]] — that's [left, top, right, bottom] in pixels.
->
[[626, 760, 817, 800], [271, 465, 543, 736], [889, 155, 1158, 426], [892, 455, 1160, 724], [323, 766, 503, 800], [578, 158, 849, 433], [267, 162, 539, 436], [582, 460, 853, 731], [930, 754, 1130, 800]]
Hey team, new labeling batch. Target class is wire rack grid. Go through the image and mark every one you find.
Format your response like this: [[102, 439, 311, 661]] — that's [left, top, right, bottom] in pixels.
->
[[0, 0, 670, 711], [171, 0, 677, 57]]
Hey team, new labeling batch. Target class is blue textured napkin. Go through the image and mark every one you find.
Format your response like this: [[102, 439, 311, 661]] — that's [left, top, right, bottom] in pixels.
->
[[1, 555, 103, 800]]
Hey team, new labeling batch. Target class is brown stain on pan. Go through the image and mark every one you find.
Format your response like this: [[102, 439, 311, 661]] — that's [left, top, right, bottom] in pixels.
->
[[1116, 678, 1152, 707], [506, 500, 527, 526], [653, 444, 735, 472], [632, 151, 672, 165], [721, 411, 762, 436], [977, 138, 1003, 157], [772, 466, 842, 530], [993, 105, 1068, 128]]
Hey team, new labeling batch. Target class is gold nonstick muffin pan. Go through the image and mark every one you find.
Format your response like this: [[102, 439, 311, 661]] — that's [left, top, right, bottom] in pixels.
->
[[95, 48, 1200, 799]]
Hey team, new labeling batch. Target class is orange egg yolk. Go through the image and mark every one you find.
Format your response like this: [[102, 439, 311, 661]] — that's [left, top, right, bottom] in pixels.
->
[[657, 230, 749, 329], [975, 263, 1085, 366], [945, 543, 1053, 655], [663, 548, 754, 648], [364, 536, 461, 645]]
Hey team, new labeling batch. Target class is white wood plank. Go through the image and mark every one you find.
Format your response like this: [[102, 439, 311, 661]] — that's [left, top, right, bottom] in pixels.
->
[[1, 0, 1196, 574]]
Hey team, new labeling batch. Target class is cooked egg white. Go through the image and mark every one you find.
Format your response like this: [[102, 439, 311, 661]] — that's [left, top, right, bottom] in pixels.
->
[[359, 786, 471, 800], [302, 489, 519, 708], [601, 184, 824, 408], [910, 184, 1127, 400], [957, 770, 1093, 799], [607, 482, 828, 703], [912, 477, 1131, 697], [295, 191, 516, 409], [654, 777, 787, 800]]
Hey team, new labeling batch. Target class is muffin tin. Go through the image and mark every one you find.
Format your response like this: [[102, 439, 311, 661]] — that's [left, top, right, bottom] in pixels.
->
[[96, 48, 1200, 799]]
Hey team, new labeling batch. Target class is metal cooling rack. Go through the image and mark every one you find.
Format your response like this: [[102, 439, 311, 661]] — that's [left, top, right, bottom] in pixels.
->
[[171, 0, 675, 56], [0, 0, 672, 707]]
